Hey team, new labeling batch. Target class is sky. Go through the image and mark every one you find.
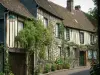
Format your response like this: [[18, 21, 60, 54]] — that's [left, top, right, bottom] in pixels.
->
[[49, 0, 95, 12]]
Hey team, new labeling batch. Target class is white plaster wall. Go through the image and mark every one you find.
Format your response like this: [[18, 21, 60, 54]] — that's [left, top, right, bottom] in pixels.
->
[[69, 29, 80, 45], [68, 29, 91, 45], [6, 14, 18, 48], [6, 14, 24, 48]]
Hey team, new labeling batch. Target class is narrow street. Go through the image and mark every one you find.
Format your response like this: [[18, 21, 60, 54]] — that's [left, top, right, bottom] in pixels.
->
[[46, 67, 90, 75]]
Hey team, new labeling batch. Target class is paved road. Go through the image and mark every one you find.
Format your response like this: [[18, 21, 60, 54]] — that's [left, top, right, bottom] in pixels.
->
[[46, 67, 90, 75], [68, 67, 90, 75]]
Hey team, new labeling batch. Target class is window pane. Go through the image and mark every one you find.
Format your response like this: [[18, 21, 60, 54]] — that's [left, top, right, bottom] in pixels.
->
[[80, 32, 84, 44], [55, 24, 58, 37], [93, 51, 97, 59], [67, 47, 70, 57], [66, 28, 70, 41], [44, 17, 48, 28], [73, 48, 77, 58], [90, 34, 95, 44], [18, 21, 23, 32], [88, 50, 92, 59]]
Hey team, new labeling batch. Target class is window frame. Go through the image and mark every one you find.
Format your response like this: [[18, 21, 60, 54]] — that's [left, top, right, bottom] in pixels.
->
[[18, 20, 24, 33], [79, 32, 84, 44], [43, 17, 48, 28], [67, 47, 70, 57], [55, 23, 60, 38], [66, 28, 70, 41], [90, 34, 95, 45]]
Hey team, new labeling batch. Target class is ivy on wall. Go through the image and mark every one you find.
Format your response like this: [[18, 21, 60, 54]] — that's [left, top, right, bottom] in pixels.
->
[[15, 18, 53, 75]]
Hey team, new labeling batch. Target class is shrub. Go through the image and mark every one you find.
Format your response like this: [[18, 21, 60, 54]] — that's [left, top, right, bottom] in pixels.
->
[[56, 64, 62, 70], [0, 72, 4, 75], [51, 63, 56, 71], [0, 72, 14, 75], [9, 72, 14, 75], [55, 58, 63, 65], [34, 65, 41, 75], [55, 58, 63, 70], [44, 63, 51, 73], [63, 63, 70, 69]]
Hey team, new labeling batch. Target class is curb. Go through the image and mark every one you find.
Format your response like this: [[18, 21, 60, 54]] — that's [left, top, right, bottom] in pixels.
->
[[44, 66, 90, 75]]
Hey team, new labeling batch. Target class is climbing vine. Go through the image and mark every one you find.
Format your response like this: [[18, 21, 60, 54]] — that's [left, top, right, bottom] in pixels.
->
[[15, 18, 53, 75]]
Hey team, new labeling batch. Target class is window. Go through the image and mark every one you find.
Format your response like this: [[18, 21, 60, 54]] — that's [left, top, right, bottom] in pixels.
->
[[80, 32, 84, 44], [88, 50, 92, 59], [59, 47, 62, 57], [90, 34, 95, 44], [44, 17, 48, 28], [55, 24, 60, 38], [7, 14, 24, 48], [45, 46, 49, 60], [66, 28, 70, 41], [18, 21, 23, 32], [67, 47, 70, 57], [73, 48, 77, 58], [93, 51, 97, 59], [58, 47, 62, 57]]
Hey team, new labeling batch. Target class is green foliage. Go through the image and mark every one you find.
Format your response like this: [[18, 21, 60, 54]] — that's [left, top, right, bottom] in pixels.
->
[[55, 58, 64, 70], [15, 19, 53, 75], [44, 63, 51, 73], [57, 23, 64, 39], [34, 65, 41, 75], [15, 19, 36, 53], [8, 72, 14, 75], [51, 63, 56, 71], [0, 72, 4, 75], [15, 19, 53, 59], [85, 0, 97, 27], [55, 58, 63, 65], [0, 72, 14, 75], [63, 63, 70, 69], [0, 44, 3, 53], [79, 45, 87, 50]]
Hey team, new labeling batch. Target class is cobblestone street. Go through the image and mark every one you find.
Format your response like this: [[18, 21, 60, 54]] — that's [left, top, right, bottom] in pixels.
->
[[45, 67, 90, 75]]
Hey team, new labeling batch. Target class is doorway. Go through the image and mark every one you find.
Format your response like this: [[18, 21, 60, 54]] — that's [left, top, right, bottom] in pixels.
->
[[9, 52, 26, 75], [79, 51, 86, 66]]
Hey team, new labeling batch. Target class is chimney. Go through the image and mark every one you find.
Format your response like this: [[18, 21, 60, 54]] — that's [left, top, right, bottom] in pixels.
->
[[67, 0, 73, 12], [75, 5, 81, 10]]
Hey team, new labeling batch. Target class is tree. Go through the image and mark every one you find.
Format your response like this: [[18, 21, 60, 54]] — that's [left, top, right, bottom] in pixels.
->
[[84, 0, 97, 27], [15, 19, 53, 75]]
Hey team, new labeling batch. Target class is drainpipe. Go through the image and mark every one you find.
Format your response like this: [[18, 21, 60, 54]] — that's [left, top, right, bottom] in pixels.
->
[[98, 13, 100, 65], [3, 10, 9, 74]]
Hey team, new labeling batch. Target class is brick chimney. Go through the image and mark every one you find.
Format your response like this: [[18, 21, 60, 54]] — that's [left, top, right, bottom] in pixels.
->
[[67, 0, 73, 12], [75, 5, 81, 10]]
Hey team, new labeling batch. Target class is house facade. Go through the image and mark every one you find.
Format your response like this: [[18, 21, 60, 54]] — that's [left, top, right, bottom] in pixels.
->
[[22, 0, 97, 67], [0, 0, 33, 74], [0, 0, 97, 75]]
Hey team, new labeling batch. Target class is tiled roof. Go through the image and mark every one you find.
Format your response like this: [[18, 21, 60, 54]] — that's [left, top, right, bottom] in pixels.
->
[[0, 0, 33, 18], [35, 0, 63, 19], [49, 1, 95, 32]]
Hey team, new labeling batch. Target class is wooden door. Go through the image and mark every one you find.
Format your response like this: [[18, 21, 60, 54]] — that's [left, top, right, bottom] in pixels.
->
[[79, 51, 86, 66], [9, 53, 26, 75]]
